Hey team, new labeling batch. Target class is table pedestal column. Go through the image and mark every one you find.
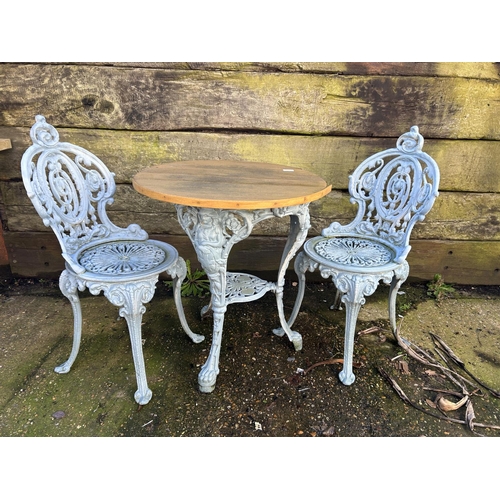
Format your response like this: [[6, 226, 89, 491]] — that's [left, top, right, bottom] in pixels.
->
[[177, 204, 310, 393]]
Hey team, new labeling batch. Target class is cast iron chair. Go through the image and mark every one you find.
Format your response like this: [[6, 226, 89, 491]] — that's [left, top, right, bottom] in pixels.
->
[[21, 115, 204, 405], [287, 126, 440, 385]]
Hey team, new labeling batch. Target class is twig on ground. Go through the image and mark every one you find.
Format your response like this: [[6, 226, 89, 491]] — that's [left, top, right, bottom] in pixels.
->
[[378, 368, 500, 432], [430, 332, 500, 399], [302, 358, 344, 375]]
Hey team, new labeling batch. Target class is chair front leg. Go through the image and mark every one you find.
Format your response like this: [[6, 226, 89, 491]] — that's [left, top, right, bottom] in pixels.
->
[[334, 274, 380, 386], [55, 270, 85, 374], [90, 279, 158, 405]]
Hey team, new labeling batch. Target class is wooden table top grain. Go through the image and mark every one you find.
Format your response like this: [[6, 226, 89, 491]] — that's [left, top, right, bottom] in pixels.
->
[[132, 160, 332, 209]]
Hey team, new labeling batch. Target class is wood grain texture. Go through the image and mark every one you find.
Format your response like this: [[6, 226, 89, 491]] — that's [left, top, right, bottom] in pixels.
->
[[1, 62, 499, 284], [1, 64, 499, 139], [4, 183, 500, 241], [2, 128, 500, 193], [132, 160, 331, 209], [0, 139, 11, 151], [92, 62, 500, 78]]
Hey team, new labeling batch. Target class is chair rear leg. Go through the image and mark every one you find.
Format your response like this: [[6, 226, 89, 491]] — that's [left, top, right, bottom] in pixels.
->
[[55, 270, 83, 374], [388, 276, 402, 335], [272, 251, 308, 347], [168, 257, 205, 343], [388, 263, 409, 336], [331, 288, 343, 310]]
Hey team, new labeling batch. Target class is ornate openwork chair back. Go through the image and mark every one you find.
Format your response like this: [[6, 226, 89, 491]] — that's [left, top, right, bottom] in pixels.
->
[[287, 126, 440, 388], [321, 126, 440, 263], [20, 115, 204, 405], [21, 115, 149, 273]]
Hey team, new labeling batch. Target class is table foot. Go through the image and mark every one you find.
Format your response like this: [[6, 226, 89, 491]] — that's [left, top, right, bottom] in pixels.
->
[[292, 335, 303, 351], [272, 326, 303, 351], [54, 362, 72, 374], [198, 364, 219, 393], [272, 326, 286, 337]]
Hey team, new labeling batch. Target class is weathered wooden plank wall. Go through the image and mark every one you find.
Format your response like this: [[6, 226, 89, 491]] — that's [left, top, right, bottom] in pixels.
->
[[1, 62, 499, 284]]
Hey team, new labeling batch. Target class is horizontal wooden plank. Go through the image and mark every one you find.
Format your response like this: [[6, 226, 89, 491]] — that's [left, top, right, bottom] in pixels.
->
[[0, 224, 8, 266], [4, 181, 500, 241], [3, 231, 500, 285], [91, 62, 500, 79], [2, 127, 500, 194], [0, 138, 11, 151], [1, 64, 499, 139], [407, 240, 500, 285]]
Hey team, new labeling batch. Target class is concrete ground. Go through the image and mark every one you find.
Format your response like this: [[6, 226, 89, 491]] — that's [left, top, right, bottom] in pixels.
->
[[1, 275, 500, 439]]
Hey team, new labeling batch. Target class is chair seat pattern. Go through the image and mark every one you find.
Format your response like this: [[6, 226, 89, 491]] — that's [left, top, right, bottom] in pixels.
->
[[311, 236, 395, 268], [78, 241, 168, 275]]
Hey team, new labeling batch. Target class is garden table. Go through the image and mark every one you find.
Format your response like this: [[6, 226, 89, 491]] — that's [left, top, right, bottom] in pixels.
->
[[133, 160, 331, 393]]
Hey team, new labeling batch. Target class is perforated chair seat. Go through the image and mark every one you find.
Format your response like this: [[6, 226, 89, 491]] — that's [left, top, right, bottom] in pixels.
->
[[304, 235, 399, 273], [76, 240, 177, 278]]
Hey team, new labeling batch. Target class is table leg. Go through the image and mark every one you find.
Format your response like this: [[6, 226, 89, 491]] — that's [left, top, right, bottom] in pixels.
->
[[271, 205, 311, 351], [177, 206, 253, 393]]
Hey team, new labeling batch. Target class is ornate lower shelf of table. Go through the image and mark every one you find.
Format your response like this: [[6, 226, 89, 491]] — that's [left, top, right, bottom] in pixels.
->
[[225, 272, 277, 304], [200, 272, 278, 318]]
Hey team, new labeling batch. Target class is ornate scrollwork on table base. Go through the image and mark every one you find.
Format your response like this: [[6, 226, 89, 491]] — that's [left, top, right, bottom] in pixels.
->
[[176, 203, 311, 392]]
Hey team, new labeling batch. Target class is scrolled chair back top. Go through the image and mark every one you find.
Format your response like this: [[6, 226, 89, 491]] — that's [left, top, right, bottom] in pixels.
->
[[322, 126, 440, 255], [21, 115, 146, 256]]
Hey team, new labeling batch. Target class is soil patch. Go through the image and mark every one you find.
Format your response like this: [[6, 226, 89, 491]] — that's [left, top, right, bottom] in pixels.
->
[[1, 277, 499, 437]]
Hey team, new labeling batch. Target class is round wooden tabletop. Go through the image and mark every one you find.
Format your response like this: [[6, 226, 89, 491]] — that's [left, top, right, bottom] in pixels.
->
[[132, 160, 331, 209]]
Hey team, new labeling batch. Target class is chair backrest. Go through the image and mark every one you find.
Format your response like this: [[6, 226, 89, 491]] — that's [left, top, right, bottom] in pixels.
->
[[21, 115, 146, 261], [322, 126, 440, 261]]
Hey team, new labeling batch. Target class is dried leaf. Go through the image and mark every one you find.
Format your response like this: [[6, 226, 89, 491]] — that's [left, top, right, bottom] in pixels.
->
[[394, 331, 434, 365], [424, 387, 464, 398], [430, 332, 465, 368], [425, 399, 437, 408], [378, 368, 412, 405], [358, 326, 382, 336], [436, 395, 468, 412], [323, 426, 336, 437], [431, 334, 500, 399], [311, 422, 336, 437]]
